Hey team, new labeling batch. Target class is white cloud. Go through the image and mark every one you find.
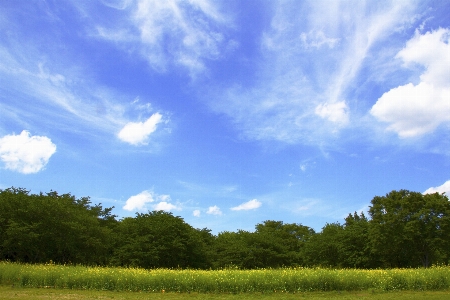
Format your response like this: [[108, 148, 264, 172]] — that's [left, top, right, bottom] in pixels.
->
[[123, 190, 180, 212], [99, 0, 132, 10], [397, 28, 450, 88], [0, 46, 130, 138], [371, 82, 450, 138], [424, 180, 450, 195], [230, 199, 262, 211], [158, 194, 171, 202], [210, 1, 418, 145], [193, 209, 201, 217], [206, 205, 222, 215], [300, 30, 339, 49], [118, 113, 163, 145], [371, 28, 450, 138], [0, 130, 56, 174], [123, 190, 155, 211], [96, 0, 233, 75], [154, 201, 180, 211], [290, 199, 322, 216], [315, 101, 349, 125]]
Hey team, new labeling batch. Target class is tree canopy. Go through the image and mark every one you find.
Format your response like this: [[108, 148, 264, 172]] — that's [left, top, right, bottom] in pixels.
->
[[1, 187, 449, 269], [368, 190, 450, 268]]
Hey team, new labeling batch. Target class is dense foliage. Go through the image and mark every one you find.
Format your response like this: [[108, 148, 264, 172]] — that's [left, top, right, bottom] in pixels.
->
[[1, 187, 449, 269]]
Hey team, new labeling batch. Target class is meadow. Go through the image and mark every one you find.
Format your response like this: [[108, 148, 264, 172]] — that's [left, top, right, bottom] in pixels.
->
[[1, 262, 450, 294], [1, 285, 450, 300]]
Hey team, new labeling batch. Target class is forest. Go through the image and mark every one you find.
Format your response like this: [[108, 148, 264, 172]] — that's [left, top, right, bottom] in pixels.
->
[[0, 187, 449, 270]]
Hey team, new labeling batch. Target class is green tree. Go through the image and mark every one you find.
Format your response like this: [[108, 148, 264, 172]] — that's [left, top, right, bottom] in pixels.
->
[[212, 230, 253, 269], [253, 221, 314, 267], [111, 211, 211, 269], [340, 212, 374, 268], [368, 190, 450, 268], [0, 187, 39, 262], [302, 223, 344, 267], [0, 187, 115, 265], [212, 221, 314, 269], [189, 227, 216, 268]]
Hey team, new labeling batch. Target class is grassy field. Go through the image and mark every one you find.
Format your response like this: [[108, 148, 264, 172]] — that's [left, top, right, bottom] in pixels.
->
[[1, 285, 450, 299], [1, 262, 449, 295]]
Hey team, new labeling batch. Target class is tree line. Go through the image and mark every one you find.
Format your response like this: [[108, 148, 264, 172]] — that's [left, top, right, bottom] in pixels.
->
[[1, 187, 449, 269]]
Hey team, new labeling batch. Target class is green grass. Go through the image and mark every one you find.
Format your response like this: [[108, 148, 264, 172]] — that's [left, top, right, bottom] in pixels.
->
[[1, 262, 449, 295], [1, 285, 450, 299]]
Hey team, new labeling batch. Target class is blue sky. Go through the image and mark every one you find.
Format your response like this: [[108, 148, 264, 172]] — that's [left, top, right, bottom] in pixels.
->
[[1, 0, 450, 234]]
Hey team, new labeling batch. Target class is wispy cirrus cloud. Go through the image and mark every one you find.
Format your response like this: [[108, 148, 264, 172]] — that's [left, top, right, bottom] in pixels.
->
[[300, 29, 339, 49], [209, 1, 419, 146], [0, 30, 168, 146], [99, 0, 132, 10], [0, 43, 126, 135], [94, 0, 235, 75], [1, 2, 174, 149]]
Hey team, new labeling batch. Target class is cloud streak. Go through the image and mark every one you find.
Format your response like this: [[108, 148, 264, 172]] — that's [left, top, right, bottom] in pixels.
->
[[95, 0, 234, 75], [0, 46, 135, 141], [230, 199, 262, 211], [0, 7, 171, 148], [209, 1, 419, 146]]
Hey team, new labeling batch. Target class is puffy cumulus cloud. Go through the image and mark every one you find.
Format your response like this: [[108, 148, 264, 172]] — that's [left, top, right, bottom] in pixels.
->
[[315, 101, 349, 126], [0, 130, 56, 174], [193, 209, 201, 217], [154, 201, 180, 211], [397, 28, 450, 88], [123, 190, 155, 211], [123, 190, 180, 212], [118, 113, 163, 145], [230, 199, 262, 211], [371, 28, 450, 138], [423, 180, 450, 195], [206, 205, 222, 215], [371, 83, 450, 138]]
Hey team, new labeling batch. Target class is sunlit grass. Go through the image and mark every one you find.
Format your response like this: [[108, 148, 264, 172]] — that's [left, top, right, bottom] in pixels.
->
[[0, 262, 449, 293]]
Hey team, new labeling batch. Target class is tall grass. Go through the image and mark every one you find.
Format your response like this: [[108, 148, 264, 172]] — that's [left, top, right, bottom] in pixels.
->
[[0, 262, 449, 293]]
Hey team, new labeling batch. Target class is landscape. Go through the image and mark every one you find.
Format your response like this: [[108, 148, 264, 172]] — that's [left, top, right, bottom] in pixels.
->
[[1, 187, 450, 298], [1, 1, 450, 299]]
